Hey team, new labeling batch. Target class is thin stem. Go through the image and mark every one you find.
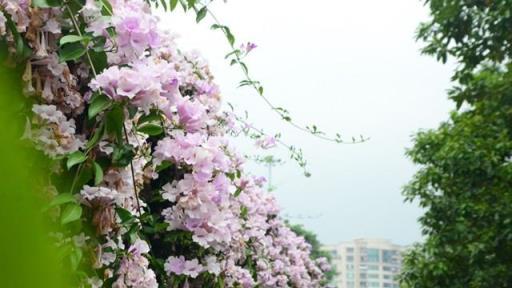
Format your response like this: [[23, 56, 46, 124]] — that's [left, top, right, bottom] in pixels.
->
[[233, 113, 311, 175], [124, 124, 143, 216], [65, 4, 97, 77], [204, 7, 368, 144], [69, 162, 84, 194], [100, 0, 114, 16]]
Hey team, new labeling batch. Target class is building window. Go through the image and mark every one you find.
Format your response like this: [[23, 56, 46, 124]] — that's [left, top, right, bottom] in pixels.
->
[[383, 249, 397, 264], [367, 273, 379, 279], [368, 264, 379, 270], [346, 247, 354, 253], [368, 282, 380, 287], [385, 266, 398, 273], [346, 281, 355, 288], [346, 255, 354, 262], [367, 248, 380, 263]]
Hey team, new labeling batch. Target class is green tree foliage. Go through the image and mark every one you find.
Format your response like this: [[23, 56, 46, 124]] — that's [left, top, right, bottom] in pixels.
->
[[400, 67, 512, 287], [400, 1, 512, 287], [418, 0, 512, 83]]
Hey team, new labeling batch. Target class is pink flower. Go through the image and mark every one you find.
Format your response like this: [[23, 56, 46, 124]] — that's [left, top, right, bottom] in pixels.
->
[[0, 12, 6, 36], [241, 42, 257, 54], [165, 256, 186, 275], [129, 239, 150, 255], [117, 67, 142, 98], [176, 98, 207, 132], [183, 258, 203, 278], [255, 135, 277, 149], [90, 66, 120, 99], [205, 256, 222, 276], [165, 256, 203, 278]]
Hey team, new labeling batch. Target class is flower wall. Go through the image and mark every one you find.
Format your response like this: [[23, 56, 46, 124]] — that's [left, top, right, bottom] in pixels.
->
[[0, 0, 330, 287]]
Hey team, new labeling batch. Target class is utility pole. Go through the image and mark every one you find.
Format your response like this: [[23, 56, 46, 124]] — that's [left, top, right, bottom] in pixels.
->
[[256, 155, 283, 192]]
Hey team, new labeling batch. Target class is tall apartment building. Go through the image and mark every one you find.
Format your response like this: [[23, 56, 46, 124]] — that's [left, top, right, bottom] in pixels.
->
[[324, 239, 405, 288]]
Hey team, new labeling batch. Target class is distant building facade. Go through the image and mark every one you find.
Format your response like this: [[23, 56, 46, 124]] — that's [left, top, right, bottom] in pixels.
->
[[324, 239, 405, 288]]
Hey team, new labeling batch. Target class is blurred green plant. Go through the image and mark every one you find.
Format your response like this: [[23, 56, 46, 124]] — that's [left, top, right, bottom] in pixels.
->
[[0, 43, 68, 288]]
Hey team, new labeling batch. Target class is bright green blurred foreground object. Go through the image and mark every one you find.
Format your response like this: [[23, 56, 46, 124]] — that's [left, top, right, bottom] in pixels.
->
[[0, 49, 67, 287]]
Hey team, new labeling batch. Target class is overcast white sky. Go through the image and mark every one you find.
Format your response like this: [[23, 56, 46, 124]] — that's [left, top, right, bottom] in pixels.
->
[[157, 0, 456, 246]]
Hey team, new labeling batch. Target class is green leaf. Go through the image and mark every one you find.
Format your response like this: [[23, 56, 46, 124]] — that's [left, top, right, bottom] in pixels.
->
[[16, 34, 32, 61], [60, 204, 82, 225], [59, 42, 87, 62], [170, 0, 179, 11], [89, 50, 108, 73], [159, 0, 168, 11], [67, 151, 87, 170], [86, 123, 105, 150], [69, 247, 83, 271], [156, 160, 173, 172], [240, 206, 248, 219], [56, 243, 72, 262], [59, 35, 85, 46], [225, 49, 240, 59], [240, 62, 248, 74], [5, 16, 32, 61], [196, 6, 207, 23], [216, 277, 225, 288], [99, 0, 113, 15], [112, 144, 135, 167], [211, 24, 222, 30], [72, 165, 94, 194], [127, 223, 139, 244], [138, 110, 162, 125], [137, 123, 164, 136], [92, 36, 107, 52], [179, 0, 188, 11], [48, 193, 77, 207], [93, 162, 103, 185], [116, 207, 135, 224], [224, 26, 235, 46], [210, 24, 235, 47], [106, 105, 125, 142], [88, 93, 111, 119], [32, 0, 60, 8], [187, 0, 196, 9]]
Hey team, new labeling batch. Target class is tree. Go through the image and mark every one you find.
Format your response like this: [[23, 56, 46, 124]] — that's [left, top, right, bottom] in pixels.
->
[[417, 0, 512, 84], [400, 1, 512, 287]]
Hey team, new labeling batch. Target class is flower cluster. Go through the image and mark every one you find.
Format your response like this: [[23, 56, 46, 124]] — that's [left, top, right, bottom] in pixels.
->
[[0, 0, 331, 287], [29, 104, 84, 157]]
